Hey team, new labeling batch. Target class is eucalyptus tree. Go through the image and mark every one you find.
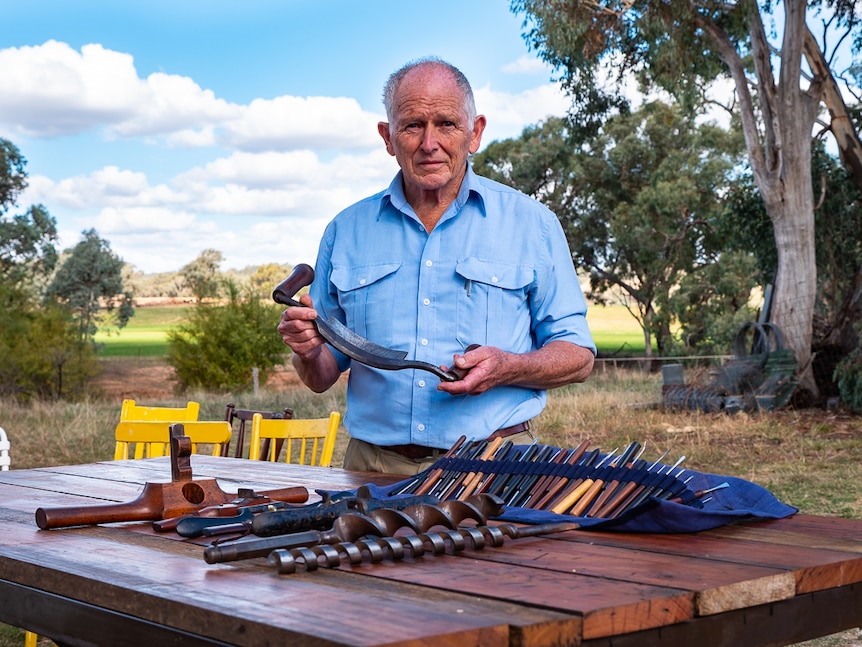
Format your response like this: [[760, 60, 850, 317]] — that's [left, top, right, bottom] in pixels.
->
[[512, 0, 849, 397], [474, 102, 745, 359], [45, 228, 134, 344]]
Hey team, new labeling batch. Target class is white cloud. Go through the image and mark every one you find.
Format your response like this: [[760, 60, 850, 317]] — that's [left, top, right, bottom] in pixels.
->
[[5, 39, 575, 273], [0, 41, 146, 137], [476, 83, 570, 144], [222, 96, 383, 152], [501, 55, 552, 76]]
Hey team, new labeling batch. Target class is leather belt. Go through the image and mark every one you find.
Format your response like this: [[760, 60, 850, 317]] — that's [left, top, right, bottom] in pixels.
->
[[486, 420, 531, 441], [385, 420, 532, 460]]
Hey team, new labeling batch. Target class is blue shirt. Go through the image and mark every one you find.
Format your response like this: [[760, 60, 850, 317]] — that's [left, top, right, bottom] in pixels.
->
[[310, 163, 595, 448]]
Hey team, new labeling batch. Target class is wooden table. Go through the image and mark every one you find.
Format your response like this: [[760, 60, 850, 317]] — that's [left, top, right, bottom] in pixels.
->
[[1, 456, 861, 647]]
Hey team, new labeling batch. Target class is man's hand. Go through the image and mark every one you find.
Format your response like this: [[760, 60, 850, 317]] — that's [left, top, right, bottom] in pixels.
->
[[437, 341, 594, 396], [277, 294, 326, 361], [277, 294, 341, 392]]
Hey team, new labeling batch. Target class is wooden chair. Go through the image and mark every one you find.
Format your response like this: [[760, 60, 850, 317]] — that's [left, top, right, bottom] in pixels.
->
[[120, 398, 200, 423], [248, 412, 341, 467], [113, 421, 232, 460], [224, 403, 294, 458]]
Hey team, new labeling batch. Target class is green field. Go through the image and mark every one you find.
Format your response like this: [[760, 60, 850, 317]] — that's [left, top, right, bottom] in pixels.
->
[[95, 304, 646, 357], [94, 305, 192, 357]]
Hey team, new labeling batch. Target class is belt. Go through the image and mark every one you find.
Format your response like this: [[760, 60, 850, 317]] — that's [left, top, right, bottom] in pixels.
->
[[486, 420, 531, 441], [385, 420, 532, 460]]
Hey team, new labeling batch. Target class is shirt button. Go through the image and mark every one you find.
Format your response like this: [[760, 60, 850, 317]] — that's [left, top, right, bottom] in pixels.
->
[[418, 380, 426, 388], [417, 424, 425, 431], [423, 298, 430, 306], [359, 278, 367, 285], [492, 276, 499, 283], [425, 260, 433, 266], [421, 339, 428, 346]]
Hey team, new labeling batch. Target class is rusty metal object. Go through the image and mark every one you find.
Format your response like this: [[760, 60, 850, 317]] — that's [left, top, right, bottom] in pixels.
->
[[203, 493, 505, 564], [268, 520, 580, 574], [272, 264, 468, 382], [34, 425, 308, 530]]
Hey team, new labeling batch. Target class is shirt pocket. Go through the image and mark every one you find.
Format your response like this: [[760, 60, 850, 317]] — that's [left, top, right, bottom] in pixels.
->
[[330, 263, 401, 346], [454, 258, 534, 348]]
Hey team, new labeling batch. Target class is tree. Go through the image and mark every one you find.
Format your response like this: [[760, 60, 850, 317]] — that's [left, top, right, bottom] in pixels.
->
[[249, 263, 292, 300], [513, 0, 831, 398], [474, 102, 744, 359], [1, 139, 59, 290], [45, 229, 134, 343], [180, 249, 224, 303], [166, 281, 286, 391]]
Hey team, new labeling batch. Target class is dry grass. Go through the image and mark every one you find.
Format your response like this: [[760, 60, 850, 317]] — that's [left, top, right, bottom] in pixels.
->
[[1, 361, 861, 646]]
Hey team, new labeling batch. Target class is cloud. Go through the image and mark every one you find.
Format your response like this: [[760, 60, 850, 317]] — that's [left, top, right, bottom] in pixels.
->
[[475, 83, 570, 144], [222, 96, 383, 152], [501, 55, 552, 76], [0, 41, 146, 137], [4, 39, 573, 273]]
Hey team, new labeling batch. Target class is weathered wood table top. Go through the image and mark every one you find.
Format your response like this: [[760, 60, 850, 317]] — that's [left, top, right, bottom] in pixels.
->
[[1, 455, 861, 646]]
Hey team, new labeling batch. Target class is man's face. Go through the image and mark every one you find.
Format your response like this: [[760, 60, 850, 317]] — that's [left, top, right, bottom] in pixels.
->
[[378, 67, 485, 200]]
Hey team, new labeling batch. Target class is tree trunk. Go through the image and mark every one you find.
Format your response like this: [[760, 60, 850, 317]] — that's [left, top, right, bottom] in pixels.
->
[[699, 0, 821, 399]]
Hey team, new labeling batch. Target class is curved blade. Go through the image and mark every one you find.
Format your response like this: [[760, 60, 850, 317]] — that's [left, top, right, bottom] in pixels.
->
[[317, 317, 460, 382], [273, 265, 460, 381]]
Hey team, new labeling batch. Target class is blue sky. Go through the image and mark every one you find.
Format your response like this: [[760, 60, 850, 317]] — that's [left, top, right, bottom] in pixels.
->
[[1, 1, 571, 273]]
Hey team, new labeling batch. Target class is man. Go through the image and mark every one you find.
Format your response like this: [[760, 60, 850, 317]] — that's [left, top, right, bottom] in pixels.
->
[[278, 57, 595, 474]]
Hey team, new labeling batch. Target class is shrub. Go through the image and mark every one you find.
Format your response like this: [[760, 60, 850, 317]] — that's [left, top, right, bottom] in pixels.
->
[[834, 347, 862, 412], [166, 284, 287, 392]]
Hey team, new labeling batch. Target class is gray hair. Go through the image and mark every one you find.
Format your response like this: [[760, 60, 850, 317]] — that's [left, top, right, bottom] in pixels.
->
[[382, 57, 477, 126]]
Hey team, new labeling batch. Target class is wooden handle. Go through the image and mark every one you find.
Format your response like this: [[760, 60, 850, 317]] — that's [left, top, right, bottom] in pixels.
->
[[272, 263, 315, 306]]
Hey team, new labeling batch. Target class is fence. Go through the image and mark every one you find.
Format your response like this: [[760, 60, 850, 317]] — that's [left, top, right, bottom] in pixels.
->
[[592, 355, 733, 375]]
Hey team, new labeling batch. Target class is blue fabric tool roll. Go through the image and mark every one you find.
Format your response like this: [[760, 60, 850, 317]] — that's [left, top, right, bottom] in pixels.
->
[[353, 445, 798, 534]]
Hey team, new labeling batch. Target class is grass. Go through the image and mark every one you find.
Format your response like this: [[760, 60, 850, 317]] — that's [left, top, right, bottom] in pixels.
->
[[2, 366, 861, 645], [94, 305, 192, 357]]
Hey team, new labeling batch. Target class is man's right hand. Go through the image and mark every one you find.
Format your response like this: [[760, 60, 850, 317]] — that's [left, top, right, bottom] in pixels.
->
[[277, 293, 326, 361], [277, 294, 342, 392]]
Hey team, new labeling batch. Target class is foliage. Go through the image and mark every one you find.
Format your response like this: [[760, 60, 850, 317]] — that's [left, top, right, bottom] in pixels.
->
[[166, 282, 287, 391], [474, 101, 744, 356], [0, 139, 98, 401], [0, 138, 28, 209], [722, 144, 862, 347], [835, 347, 862, 412], [180, 248, 224, 303], [249, 262, 292, 299], [45, 228, 134, 343], [512, 0, 833, 397], [0, 283, 97, 401], [1, 139, 59, 291]]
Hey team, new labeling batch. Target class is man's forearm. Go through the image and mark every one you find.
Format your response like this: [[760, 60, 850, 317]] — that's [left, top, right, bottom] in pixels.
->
[[291, 346, 342, 393], [505, 340, 595, 390]]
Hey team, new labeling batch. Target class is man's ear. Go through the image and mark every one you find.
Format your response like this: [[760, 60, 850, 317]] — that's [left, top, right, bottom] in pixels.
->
[[469, 115, 487, 154], [378, 122, 395, 156]]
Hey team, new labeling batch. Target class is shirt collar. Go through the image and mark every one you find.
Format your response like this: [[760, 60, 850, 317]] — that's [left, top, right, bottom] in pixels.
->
[[378, 161, 487, 221]]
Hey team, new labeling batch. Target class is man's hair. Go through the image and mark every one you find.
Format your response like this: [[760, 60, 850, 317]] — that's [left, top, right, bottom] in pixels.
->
[[382, 56, 477, 126]]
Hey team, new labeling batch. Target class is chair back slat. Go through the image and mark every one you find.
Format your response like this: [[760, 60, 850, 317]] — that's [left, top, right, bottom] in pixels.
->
[[249, 412, 340, 467], [114, 421, 232, 460]]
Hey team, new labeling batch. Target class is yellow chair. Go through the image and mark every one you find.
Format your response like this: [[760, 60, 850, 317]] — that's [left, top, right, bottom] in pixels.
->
[[113, 421, 232, 460], [248, 412, 340, 467], [120, 398, 200, 423]]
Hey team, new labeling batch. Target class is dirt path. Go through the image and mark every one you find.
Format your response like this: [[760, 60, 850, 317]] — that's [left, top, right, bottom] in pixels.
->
[[93, 358, 302, 400]]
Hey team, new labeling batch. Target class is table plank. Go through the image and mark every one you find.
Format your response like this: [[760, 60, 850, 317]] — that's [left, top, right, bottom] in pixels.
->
[[3, 456, 862, 647]]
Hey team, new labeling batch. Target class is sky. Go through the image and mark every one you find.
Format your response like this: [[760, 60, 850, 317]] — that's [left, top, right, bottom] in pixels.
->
[[0, 0, 572, 274]]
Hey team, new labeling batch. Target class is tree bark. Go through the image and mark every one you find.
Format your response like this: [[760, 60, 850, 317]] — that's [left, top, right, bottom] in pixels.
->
[[696, 0, 820, 398]]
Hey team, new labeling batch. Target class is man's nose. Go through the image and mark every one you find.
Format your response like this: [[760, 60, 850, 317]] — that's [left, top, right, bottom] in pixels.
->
[[420, 127, 439, 151]]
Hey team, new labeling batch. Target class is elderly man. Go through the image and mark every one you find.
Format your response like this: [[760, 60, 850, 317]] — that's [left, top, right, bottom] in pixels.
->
[[278, 57, 595, 474]]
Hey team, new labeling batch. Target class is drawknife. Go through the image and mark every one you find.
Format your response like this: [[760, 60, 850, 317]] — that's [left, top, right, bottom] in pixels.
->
[[273, 264, 467, 382]]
